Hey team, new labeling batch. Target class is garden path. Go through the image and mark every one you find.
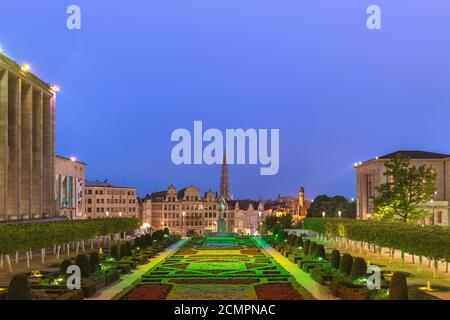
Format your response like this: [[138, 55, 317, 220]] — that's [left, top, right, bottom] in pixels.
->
[[255, 238, 339, 300]]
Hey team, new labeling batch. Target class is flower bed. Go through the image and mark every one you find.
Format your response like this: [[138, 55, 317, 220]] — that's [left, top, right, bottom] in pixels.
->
[[255, 283, 303, 300], [123, 284, 173, 300]]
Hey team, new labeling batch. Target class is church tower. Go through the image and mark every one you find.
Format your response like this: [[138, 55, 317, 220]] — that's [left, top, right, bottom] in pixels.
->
[[220, 152, 231, 200]]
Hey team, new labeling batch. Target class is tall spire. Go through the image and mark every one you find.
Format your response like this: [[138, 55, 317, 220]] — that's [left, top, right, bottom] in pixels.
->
[[220, 152, 231, 200]]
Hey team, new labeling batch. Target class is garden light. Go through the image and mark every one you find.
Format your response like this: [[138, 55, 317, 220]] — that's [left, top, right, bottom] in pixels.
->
[[21, 63, 31, 72]]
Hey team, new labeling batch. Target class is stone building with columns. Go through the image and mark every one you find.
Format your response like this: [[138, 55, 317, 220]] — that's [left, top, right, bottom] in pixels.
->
[[355, 150, 450, 226], [0, 53, 56, 222]]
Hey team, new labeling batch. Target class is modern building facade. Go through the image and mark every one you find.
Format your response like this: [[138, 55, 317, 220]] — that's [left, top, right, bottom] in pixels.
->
[[84, 180, 138, 219], [55, 156, 86, 219], [0, 53, 56, 222], [355, 150, 450, 226]]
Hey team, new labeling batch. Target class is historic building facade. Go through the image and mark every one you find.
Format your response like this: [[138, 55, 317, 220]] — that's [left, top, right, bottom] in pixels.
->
[[227, 200, 270, 235], [55, 156, 86, 219], [142, 185, 221, 236], [84, 180, 138, 219], [142, 185, 276, 236], [355, 150, 450, 226], [0, 53, 56, 221]]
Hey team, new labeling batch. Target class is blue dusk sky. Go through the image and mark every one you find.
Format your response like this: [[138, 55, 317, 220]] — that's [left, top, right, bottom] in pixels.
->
[[1, 0, 450, 200]]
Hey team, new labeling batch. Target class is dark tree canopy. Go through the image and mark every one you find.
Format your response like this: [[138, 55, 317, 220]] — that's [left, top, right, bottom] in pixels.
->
[[307, 195, 356, 218]]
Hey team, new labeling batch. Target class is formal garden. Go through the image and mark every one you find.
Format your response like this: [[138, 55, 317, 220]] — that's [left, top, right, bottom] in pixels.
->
[[263, 217, 450, 300], [114, 237, 313, 300], [0, 218, 180, 300]]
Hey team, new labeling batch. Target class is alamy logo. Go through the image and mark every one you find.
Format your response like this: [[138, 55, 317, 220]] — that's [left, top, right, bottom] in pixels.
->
[[66, 265, 81, 290], [171, 121, 279, 175]]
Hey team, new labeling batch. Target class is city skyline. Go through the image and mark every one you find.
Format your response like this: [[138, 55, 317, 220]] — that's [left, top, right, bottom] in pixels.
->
[[1, 1, 450, 200]]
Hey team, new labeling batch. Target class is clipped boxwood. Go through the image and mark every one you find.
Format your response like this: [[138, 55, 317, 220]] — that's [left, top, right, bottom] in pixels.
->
[[389, 272, 408, 300], [303, 240, 311, 255], [75, 254, 91, 278], [109, 245, 119, 260], [89, 252, 100, 273], [339, 253, 353, 276], [60, 259, 73, 275], [294, 236, 304, 248], [7, 274, 31, 300], [314, 244, 326, 259], [350, 257, 367, 280], [119, 244, 127, 259], [330, 249, 340, 269], [308, 242, 317, 256]]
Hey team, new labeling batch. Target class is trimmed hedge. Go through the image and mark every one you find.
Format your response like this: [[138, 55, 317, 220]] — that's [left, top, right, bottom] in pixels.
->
[[314, 244, 326, 259], [294, 236, 304, 248], [60, 259, 72, 274], [303, 240, 311, 255], [0, 218, 139, 255], [109, 245, 119, 259], [389, 272, 408, 300], [7, 275, 31, 300], [75, 254, 91, 278], [350, 257, 367, 280], [339, 253, 353, 276], [303, 218, 450, 261], [308, 242, 317, 256], [89, 252, 100, 273], [330, 249, 340, 269]]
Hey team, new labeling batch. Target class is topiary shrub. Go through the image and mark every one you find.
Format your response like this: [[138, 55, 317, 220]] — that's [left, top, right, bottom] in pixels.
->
[[350, 257, 367, 280], [89, 252, 100, 273], [330, 249, 340, 269], [125, 241, 132, 256], [308, 242, 317, 256], [303, 240, 310, 255], [119, 244, 127, 259], [75, 254, 91, 278], [60, 259, 72, 274], [339, 253, 353, 276], [289, 235, 297, 247], [7, 274, 31, 300], [294, 236, 304, 248], [109, 245, 119, 259], [389, 272, 408, 300], [314, 244, 326, 259], [144, 234, 152, 247]]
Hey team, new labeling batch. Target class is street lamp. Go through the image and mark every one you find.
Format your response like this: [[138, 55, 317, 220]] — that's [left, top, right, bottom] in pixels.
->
[[338, 211, 342, 218], [106, 211, 109, 217], [258, 211, 262, 236], [119, 212, 122, 217], [322, 211, 326, 218], [182, 211, 186, 236], [214, 221, 217, 232]]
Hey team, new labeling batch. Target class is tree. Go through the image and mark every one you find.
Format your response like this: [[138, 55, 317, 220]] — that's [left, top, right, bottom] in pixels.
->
[[307, 195, 356, 218], [372, 154, 436, 223], [263, 215, 278, 232]]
